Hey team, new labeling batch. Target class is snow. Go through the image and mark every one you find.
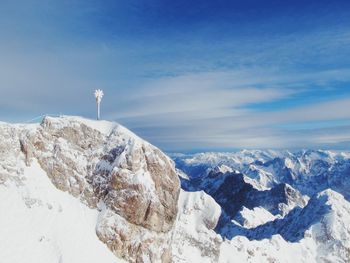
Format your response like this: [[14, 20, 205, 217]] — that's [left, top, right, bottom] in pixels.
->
[[234, 206, 277, 228], [41, 115, 144, 145], [0, 160, 125, 263], [173, 190, 330, 263], [180, 190, 221, 232], [47, 115, 118, 135], [172, 190, 223, 262], [219, 234, 317, 263], [173, 190, 319, 263]]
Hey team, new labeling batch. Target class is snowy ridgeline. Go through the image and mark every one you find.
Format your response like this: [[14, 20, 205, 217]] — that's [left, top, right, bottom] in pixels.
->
[[171, 149, 350, 197], [0, 116, 350, 263]]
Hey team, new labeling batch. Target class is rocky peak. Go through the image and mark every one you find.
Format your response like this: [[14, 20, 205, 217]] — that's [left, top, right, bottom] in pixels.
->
[[3, 116, 180, 262]]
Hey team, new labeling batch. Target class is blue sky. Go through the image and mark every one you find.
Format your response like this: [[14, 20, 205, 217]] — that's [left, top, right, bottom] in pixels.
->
[[0, 0, 350, 151]]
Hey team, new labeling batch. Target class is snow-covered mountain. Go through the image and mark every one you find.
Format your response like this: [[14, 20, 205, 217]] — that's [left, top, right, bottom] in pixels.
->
[[172, 150, 350, 199], [1, 117, 349, 262], [172, 150, 350, 262]]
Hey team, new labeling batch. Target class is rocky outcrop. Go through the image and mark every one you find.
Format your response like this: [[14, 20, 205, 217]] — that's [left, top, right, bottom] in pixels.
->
[[4, 116, 180, 262], [96, 205, 173, 263], [0, 123, 26, 186]]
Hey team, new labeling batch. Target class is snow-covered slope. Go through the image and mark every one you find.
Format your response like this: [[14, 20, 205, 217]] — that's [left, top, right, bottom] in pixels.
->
[[0, 160, 123, 263]]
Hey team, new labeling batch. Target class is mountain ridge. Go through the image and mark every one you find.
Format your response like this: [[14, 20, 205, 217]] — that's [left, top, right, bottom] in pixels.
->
[[1, 115, 180, 262]]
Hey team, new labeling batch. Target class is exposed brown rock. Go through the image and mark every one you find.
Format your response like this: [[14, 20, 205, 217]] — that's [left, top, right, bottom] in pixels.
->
[[14, 116, 180, 262]]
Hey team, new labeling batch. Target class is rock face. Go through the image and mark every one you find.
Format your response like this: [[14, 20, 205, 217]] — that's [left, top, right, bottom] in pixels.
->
[[2, 116, 180, 262], [96, 126, 179, 232]]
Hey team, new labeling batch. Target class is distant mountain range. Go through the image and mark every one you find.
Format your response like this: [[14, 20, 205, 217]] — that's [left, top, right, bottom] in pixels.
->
[[172, 150, 350, 262], [172, 149, 350, 198]]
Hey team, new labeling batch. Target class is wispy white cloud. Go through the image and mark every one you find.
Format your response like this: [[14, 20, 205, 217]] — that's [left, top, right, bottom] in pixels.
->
[[109, 71, 296, 120], [107, 69, 350, 151]]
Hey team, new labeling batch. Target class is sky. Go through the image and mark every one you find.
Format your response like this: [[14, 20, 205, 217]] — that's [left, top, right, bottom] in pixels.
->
[[0, 0, 350, 152]]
